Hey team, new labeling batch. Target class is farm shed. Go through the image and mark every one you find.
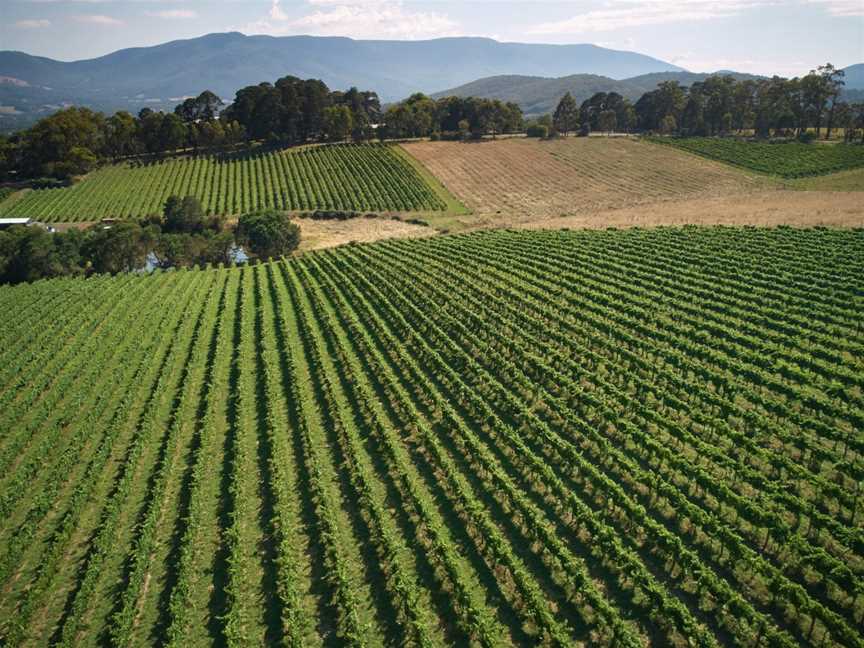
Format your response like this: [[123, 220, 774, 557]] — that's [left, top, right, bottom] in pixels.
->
[[0, 218, 31, 230]]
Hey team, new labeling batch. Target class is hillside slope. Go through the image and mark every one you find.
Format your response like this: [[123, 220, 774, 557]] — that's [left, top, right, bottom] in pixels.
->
[[432, 70, 764, 115], [1, 227, 862, 647]]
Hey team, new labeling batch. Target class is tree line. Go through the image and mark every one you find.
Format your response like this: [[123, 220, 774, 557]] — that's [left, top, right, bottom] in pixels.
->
[[381, 93, 523, 140], [541, 64, 864, 141], [0, 198, 300, 285], [0, 77, 386, 182], [0, 76, 524, 184]]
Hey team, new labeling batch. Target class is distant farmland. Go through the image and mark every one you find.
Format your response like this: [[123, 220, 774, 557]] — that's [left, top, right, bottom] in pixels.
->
[[0, 144, 446, 222], [653, 137, 864, 178], [1, 227, 862, 647]]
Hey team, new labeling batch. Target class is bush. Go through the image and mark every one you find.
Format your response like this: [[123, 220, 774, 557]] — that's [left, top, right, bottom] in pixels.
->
[[30, 177, 69, 189], [797, 131, 816, 144], [526, 125, 549, 138], [163, 195, 223, 233], [236, 209, 301, 259]]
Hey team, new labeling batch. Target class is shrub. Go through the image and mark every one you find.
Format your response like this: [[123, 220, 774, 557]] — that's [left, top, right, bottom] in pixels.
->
[[236, 209, 301, 259]]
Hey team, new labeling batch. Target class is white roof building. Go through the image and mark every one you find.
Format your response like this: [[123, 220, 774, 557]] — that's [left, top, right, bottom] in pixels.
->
[[0, 218, 31, 229]]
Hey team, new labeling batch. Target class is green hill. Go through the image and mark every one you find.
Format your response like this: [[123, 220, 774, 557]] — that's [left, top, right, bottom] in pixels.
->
[[432, 71, 765, 115]]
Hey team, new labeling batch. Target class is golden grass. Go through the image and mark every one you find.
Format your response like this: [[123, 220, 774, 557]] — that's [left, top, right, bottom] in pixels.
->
[[402, 137, 770, 224]]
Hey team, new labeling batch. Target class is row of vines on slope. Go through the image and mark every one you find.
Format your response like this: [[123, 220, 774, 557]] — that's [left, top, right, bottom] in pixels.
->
[[0, 144, 445, 222], [0, 226, 861, 647]]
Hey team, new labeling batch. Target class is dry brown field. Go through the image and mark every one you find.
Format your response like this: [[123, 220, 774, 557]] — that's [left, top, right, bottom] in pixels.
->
[[296, 215, 434, 251], [401, 137, 767, 219], [519, 190, 864, 230], [401, 137, 864, 231]]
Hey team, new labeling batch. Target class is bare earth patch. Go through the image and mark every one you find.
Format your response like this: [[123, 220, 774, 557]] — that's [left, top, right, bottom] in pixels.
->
[[518, 190, 864, 230], [297, 216, 434, 252], [402, 137, 769, 222]]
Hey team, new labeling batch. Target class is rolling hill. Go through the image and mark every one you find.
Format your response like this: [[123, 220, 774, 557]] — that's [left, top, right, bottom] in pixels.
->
[[431, 71, 765, 116], [432, 64, 864, 116], [0, 32, 682, 131]]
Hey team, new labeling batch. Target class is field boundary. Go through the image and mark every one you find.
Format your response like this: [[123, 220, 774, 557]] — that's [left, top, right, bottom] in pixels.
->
[[645, 136, 864, 178], [394, 144, 471, 215]]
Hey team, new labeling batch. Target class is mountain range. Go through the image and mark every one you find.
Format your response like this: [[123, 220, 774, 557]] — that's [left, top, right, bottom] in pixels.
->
[[0, 32, 682, 131], [0, 32, 860, 132]]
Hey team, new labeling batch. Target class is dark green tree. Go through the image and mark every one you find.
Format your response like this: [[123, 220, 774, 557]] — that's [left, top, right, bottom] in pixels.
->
[[163, 195, 221, 233], [553, 92, 580, 136], [235, 209, 301, 259], [322, 105, 354, 141], [82, 221, 156, 274], [174, 90, 223, 122]]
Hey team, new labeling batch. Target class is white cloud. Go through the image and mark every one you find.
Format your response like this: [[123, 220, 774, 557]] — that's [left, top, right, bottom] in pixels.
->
[[245, 0, 461, 40], [528, 1, 769, 35], [145, 9, 198, 19], [269, 0, 289, 21], [14, 19, 52, 28], [528, 0, 862, 35], [74, 14, 124, 25], [805, 0, 864, 16], [594, 36, 638, 51], [668, 54, 812, 77]]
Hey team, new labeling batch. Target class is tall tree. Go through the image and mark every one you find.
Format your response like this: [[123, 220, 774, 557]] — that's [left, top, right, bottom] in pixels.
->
[[174, 90, 223, 122], [598, 109, 617, 135], [819, 64, 846, 140], [105, 111, 138, 160], [553, 92, 580, 136], [158, 113, 187, 152], [322, 105, 353, 141]]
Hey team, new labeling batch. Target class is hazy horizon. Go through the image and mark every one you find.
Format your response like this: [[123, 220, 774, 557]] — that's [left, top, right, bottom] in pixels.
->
[[2, 1, 862, 77]]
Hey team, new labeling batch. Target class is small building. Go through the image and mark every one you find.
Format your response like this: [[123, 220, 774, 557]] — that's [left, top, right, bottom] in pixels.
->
[[0, 218, 31, 230]]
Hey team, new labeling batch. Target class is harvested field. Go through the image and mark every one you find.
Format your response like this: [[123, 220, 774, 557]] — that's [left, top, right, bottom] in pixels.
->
[[296, 215, 434, 251], [402, 137, 768, 220], [517, 190, 864, 231]]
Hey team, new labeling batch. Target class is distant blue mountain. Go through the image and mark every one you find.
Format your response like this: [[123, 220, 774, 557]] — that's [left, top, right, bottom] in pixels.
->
[[842, 63, 864, 90], [0, 32, 683, 130]]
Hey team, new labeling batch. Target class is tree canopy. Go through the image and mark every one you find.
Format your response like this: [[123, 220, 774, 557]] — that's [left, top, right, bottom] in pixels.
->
[[633, 66, 861, 140], [235, 209, 301, 259], [553, 93, 580, 136]]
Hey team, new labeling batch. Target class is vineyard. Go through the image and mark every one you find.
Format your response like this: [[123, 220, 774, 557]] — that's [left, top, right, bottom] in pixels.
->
[[653, 137, 864, 178], [0, 143, 446, 222], [1, 227, 863, 647]]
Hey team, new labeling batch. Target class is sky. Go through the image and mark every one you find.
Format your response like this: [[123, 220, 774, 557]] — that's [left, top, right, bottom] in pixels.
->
[[2, 0, 863, 77]]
